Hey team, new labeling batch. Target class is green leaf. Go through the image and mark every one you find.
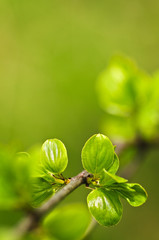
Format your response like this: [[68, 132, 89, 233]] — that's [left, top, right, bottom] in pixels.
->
[[15, 150, 57, 207], [99, 169, 127, 186], [101, 113, 136, 142], [0, 143, 66, 210], [29, 146, 58, 184], [43, 203, 91, 240], [96, 55, 137, 117], [96, 55, 157, 142], [116, 183, 148, 207], [0, 148, 42, 209], [41, 139, 68, 174], [14, 152, 34, 202], [0, 149, 20, 209], [107, 153, 119, 174], [87, 188, 123, 226], [31, 177, 55, 207], [136, 73, 159, 139], [0, 229, 41, 240], [0, 228, 17, 240], [82, 134, 114, 174], [0, 147, 56, 209]]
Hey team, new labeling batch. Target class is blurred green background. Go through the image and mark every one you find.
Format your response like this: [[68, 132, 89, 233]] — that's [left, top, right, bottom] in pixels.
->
[[0, 0, 159, 239]]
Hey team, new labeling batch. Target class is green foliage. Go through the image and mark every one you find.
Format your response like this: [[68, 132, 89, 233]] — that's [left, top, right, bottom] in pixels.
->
[[0, 133, 147, 237], [0, 228, 17, 240], [82, 134, 114, 174], [31, 139, 69, 207], [0, 149, 20, 209], [82, 134, 147, 226], [99, 169, 127, 187], [31, 177, 55, 207], [43, 203, 91, 240], [97, 56, 159, 141], [41, 139, 68, 174], [0, 149, 35, 209], [107, 153, 119, 174], [87, 188, 123, 226], [115, 183, 147, 207], [0, 139, 68, 209]]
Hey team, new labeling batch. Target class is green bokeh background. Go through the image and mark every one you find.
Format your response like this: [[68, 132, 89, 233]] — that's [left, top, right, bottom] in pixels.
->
[[0, 0, 159, 239]]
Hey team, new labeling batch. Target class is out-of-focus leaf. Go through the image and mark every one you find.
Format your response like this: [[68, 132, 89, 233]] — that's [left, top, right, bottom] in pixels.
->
[[0, 228, 17, 240], [0, 144, 60, 209], [99, 169, 127, 187], [31, 177, 55, 207], [43, 203, 91, 240], [14, 151, 56, 207], [13, 152, 34, 204], [133, 70, 158, 139], [135, 72, 159, 139], [41, 139, 68, 174], [0, 229, 43, 240], [28, 146, 58, 184], [101, 114, 136, 142], [97, 55, 159, 141], [97, 56, 137, 117], [0, 149, 19, 209], [82, 134, 114, 174], [116, 183, 147, 207], [87, 188, 122, 226]]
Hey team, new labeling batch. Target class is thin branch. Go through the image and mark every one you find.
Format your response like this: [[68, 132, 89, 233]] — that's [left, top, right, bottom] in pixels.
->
[[14, 136, 156, 238], [14, 170, 91, 238], [38, 170, 90, 217]]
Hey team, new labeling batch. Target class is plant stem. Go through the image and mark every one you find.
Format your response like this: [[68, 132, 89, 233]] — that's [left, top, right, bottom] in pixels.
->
[[14, 170, 91, 238]]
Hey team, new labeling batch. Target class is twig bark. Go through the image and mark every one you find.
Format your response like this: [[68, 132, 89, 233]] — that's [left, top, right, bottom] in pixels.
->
[[14, 170, 91, 238], [14, 136, 155, 238]]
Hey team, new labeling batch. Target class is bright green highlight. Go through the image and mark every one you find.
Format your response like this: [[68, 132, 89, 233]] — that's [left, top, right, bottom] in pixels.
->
[[82, 134, 114, 174], [116, 183, 148, 207], [41, 139, 68, 174], [83, 134, 148, 226], [97, 55, 159, 141], [87, 188, 123, 226], [0, 134, 148, 230]]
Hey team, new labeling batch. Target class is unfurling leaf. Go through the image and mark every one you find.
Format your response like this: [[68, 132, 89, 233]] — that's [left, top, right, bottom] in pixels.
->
[[82, 134, 114, 174], [41, 139, 68, 174], [116, 183, 148, 207], [99, 169, 127, 186], [31, 177, 55, 207], [87, 188, 122, 226]]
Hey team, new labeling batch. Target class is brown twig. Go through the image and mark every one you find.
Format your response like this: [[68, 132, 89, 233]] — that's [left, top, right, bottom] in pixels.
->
[[14, 136, 158, 239], [13, 170, 91, 238]]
